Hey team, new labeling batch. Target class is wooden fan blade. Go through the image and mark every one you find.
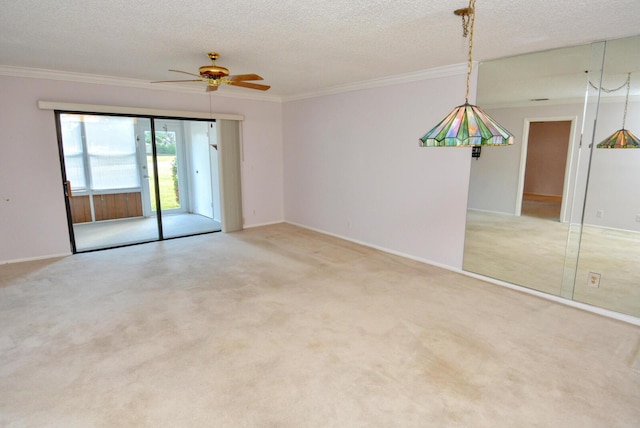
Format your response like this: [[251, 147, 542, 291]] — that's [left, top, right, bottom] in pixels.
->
[[151, 79, 203, 83], [206, 84, 219, 92], [227, 81, 271, 91], [227, 74, 263, 82], [169, 69, 203, 78]]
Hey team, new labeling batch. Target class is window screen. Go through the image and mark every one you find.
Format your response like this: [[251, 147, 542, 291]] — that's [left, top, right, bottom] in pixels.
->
[[60, 114, 140, 191], [61, 117, 87, 189], [84, 116, 140, 190]]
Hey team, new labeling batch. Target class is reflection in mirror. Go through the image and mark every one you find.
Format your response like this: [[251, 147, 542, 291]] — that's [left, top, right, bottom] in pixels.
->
[[463, 34, 640, 319], [573, 35, 640, 317], [463, 42, 599, 295]]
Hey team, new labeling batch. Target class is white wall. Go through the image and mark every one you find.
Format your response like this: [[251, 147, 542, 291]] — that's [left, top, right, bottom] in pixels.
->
[[0, 76, 283, 263], [282, 73, 472, 269], [1, 69, 478, 270]]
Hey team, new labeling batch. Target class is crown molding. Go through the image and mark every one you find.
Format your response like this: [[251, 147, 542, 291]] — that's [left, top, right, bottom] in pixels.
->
[[1, 62, 470, 103], [282, 63, 469, 102], [0, 65, 282, 102]]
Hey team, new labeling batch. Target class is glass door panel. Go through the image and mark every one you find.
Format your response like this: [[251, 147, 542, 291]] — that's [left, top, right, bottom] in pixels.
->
[[160, 120, 222, 239], [145, 121, 184, 213], [59, 114, 159, 252]]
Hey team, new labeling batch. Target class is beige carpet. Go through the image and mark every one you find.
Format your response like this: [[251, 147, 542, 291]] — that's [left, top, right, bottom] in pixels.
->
[[1, 223, 639, 427]]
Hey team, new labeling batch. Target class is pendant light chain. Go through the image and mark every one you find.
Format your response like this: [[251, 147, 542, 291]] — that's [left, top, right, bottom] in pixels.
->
[[622, 73, 631, 129], [209, 91, 214, 128], [463, 0, 477, 104], [588, 73, 630, 93], [419, 0, 514, 148]]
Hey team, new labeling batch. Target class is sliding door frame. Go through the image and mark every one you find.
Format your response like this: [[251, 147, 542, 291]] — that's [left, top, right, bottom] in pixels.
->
[[53, 107, 242, 253]]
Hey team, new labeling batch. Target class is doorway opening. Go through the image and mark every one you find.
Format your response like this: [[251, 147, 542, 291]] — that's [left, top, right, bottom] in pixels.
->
[[517, 119, 575, 222], [57, 113, 222, 252]]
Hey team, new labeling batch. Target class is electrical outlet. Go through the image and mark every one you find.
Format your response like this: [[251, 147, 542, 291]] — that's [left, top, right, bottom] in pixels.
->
[[636, 214, 640, 223], [596, 210, 603, 218], [587, 272, 601, 288]]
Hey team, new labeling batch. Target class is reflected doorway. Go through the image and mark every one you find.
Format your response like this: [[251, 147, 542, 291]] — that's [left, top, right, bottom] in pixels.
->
[[57, 113, 222, 252], [520, 120, 572, 221]]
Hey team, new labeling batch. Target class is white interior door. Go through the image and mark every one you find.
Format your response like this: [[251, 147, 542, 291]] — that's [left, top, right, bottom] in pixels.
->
[[188, 121, 214, 219]]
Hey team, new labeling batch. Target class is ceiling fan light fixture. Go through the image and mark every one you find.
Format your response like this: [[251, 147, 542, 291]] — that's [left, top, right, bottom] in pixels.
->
[[419, 0, 513, 150], [199, 52, 230, 78]]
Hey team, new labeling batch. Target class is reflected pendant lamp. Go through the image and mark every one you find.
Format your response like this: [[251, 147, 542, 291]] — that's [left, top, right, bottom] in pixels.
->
[[420, 0, 513, 148], [596, 73, 639, 148]]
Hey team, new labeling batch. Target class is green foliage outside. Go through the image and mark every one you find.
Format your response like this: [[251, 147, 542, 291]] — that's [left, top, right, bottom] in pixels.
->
[[144, 129, 180, 210], [171, 157, 179, 203], [145, 131, 176, 155], [147, 155, 180, 210], [156, 144, 176, 155]]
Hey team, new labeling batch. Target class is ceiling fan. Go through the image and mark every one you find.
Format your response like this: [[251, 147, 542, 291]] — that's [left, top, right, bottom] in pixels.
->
[[152, 52, 270, 92]]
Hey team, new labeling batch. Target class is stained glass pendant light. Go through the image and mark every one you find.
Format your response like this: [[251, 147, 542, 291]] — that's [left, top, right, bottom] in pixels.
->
[[420, 0, 513, 148], [597, 73, 639, 148]]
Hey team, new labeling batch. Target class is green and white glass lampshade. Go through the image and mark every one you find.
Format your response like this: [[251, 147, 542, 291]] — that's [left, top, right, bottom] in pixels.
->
[[420, 103, 514, 147], [596, 72, 638, 149], [419, 0, 514, 149], [596, 129, 640, 148]]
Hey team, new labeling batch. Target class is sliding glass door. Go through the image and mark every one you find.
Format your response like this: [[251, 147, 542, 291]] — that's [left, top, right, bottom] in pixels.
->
[[154, 119, 222, 239], [57, 113, 222, 252]]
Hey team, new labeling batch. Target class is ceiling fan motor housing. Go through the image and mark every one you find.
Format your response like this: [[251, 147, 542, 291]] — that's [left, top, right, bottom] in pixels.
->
[[199, 65, 230, 78]]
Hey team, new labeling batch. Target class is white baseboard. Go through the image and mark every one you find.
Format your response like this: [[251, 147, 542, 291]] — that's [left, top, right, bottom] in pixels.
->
[[1, 252, 72, 265], [284, 221, 458, 273], [243, 220, 285, 229], [285, 221, 640, 327]]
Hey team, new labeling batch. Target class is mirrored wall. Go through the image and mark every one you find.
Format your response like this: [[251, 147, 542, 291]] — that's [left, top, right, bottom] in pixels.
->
[[463, 34, 640, 318]]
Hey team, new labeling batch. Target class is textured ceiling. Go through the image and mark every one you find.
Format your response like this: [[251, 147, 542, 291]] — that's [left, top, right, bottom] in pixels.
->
[[1, 0, 639, 100]]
